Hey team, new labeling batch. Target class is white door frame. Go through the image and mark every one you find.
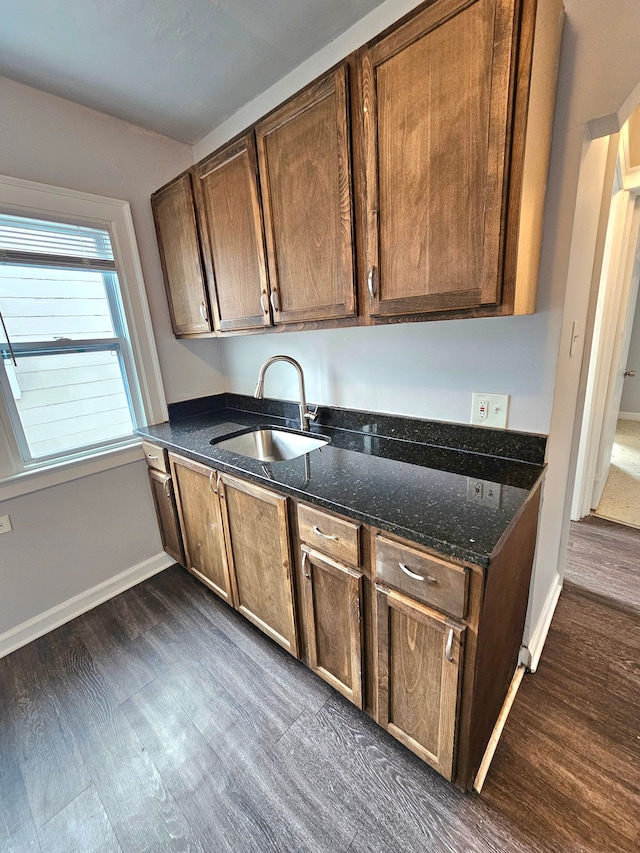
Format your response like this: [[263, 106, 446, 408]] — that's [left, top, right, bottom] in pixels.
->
[[572, 177, 640, 519]]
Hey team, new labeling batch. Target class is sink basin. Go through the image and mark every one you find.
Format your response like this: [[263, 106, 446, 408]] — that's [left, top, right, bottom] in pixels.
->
[[211, 428, 329, 462]]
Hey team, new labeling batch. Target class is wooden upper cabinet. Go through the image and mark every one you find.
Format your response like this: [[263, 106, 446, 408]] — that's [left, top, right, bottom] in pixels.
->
[[151, 174, 211, 336], [194, 135, 271, 332], [361, 0, 518, 317], [256, 65, 356, 324]]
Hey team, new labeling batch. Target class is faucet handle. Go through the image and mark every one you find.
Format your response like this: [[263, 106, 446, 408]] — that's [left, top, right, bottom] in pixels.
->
[[304, 406, 319, 423]]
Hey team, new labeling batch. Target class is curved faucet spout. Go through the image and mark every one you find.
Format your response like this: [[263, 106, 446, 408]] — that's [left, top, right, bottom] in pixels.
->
[[254, 355, 317, 431]]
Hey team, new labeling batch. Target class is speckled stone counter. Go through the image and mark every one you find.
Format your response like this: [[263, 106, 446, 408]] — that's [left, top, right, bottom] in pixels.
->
[[136, 394, 546, 568]]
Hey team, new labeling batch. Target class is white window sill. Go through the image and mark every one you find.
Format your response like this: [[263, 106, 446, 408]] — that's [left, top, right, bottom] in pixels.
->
[[0, 440, 146, 500]]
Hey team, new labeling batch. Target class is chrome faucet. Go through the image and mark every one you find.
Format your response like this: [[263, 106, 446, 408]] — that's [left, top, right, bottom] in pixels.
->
[[254, 355, 318, 431]]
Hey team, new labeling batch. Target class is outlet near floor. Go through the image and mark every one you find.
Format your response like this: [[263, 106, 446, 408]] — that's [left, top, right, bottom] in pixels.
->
[[471, 393, 510, 429]]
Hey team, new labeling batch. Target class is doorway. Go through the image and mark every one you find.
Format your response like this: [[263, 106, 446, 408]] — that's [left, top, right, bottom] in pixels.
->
[[566, 109, 640, 610]]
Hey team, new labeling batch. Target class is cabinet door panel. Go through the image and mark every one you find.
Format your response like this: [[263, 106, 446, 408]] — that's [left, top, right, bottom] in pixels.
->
[[256, 66, 355, 323], [169, 455, 233, 603], [363, 0, 516, 317], [302, 548, 363, 708], [221, 475, 298, 656], [147, 470, 185, 566], [194, 135, 271, 331], [151, 174, 211, 336], [376, 586, 464, 780]]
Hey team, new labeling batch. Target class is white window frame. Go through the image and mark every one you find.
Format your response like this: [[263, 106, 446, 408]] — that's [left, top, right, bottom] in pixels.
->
[[0, 174, 167, 497]]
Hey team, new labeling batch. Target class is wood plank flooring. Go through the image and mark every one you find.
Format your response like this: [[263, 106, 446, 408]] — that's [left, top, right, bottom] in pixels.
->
[[565, 514, 640, 612], [1, 566, 638, 852]]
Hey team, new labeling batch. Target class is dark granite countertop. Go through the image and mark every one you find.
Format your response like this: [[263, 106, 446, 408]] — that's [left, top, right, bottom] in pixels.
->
[[136, 394, 546, 568]]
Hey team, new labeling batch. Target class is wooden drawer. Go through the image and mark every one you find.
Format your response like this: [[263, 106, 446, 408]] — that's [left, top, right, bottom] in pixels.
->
[[298, 503, 361, 567], [375, 535, 468, 619], [141, 440, 169, 473]]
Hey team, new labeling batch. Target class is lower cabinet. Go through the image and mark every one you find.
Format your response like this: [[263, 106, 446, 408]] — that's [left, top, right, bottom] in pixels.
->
[[300, 547, 364, 709], [375, 586, 465, 782], [219, 473, 299, 656], [169, 454, 234, 604], [147, 469, 185, 566], [155, 452, 540, 790]]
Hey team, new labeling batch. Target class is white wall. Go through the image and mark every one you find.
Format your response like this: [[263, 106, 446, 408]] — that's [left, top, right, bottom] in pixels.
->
[[620, 294, 640, 414], [0, 77, 220, 645], [194, 0, 640, 652]]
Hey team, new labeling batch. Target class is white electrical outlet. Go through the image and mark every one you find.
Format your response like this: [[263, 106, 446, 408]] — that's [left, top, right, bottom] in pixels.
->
[[0, 514, 12, 535], [471, 393, 509, 428]]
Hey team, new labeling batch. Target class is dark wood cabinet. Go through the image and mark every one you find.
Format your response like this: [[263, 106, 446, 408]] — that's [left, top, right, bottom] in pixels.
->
[[146, 469, 185, 566], [256, 65, 356, 324], [219, 473, 298, 656], [361, 0, 517, 318], [151, 174, 211, 336], [194, 134, 271, 332], [169, 454, 234, 604], [153, 0, 562, 336], [300, 547, 364, 708], [375, 585, 465, 781]]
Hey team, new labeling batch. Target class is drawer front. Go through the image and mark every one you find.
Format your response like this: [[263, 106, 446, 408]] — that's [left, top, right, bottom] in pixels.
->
[[141, 440, 169, 473], [375, 535, 468, 619], [298, 503, 361, 567]]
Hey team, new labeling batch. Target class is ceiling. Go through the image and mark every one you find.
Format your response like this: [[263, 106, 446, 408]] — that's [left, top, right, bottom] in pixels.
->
[[0, 0, 388, 145]]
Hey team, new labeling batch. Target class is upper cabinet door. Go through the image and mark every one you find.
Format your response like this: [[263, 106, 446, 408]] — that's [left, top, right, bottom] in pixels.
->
[[194, 135, 272, 332], [256, 65, 356, 324], [151, 174, 211, 336], [362, 0, 517, 317]]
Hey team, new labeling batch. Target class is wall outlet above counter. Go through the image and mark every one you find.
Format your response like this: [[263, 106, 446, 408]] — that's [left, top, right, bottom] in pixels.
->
[[471, 393, 510, 429]]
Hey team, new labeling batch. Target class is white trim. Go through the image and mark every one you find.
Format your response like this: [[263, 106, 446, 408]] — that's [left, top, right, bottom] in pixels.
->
[[0, 552, 173, 659], [0, 173, 168, 479], [0, 441, 145, 500], [520, 575, 562, 672], [618, 410, 640, 421], [473, 664, 526, 793]]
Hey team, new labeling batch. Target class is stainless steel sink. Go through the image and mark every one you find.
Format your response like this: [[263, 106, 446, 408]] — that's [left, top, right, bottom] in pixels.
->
[[211, 428, 329, 462]]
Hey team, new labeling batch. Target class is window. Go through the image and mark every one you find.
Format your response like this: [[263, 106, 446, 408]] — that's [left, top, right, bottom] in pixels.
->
[[0, 175, 166, 484]]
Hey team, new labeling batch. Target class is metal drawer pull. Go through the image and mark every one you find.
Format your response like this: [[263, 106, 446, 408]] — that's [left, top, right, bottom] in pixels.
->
[[200, 301, 208, 322], [313, 525, 338, 541], [260, 291, 268, 314], [399, 563, 437, 583], [164, 480, 171, 499], [147, 454, 159, 460], [209, 471, 217, 495], [445, 628, 454, 662]]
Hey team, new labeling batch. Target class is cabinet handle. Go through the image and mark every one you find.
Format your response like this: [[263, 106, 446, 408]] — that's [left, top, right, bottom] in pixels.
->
[[270, 290, 280, 313], [313, 525, 338, 541], [445, 628, 455, 662], [399, 563, 437, 583], [164, 480, 171, 499], [147, 454, 159, 460], [209, 471, 218, 495], [199, 301, 208, 322], [367, 267, 377, 300], [260, 291, 269, 314], [624, 370, 636, 377], [302, 550, 311, 579]]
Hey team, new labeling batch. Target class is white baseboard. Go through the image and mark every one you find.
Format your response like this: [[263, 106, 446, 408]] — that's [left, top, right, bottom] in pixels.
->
[[0, 552, 173, 659], [519, 575, 563, 672], [618, 411, 640, 422]]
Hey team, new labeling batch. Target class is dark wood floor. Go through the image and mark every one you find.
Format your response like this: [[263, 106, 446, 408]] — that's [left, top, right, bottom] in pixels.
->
[[565, 514, 640, 612], [1, 566, 638, 852]]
